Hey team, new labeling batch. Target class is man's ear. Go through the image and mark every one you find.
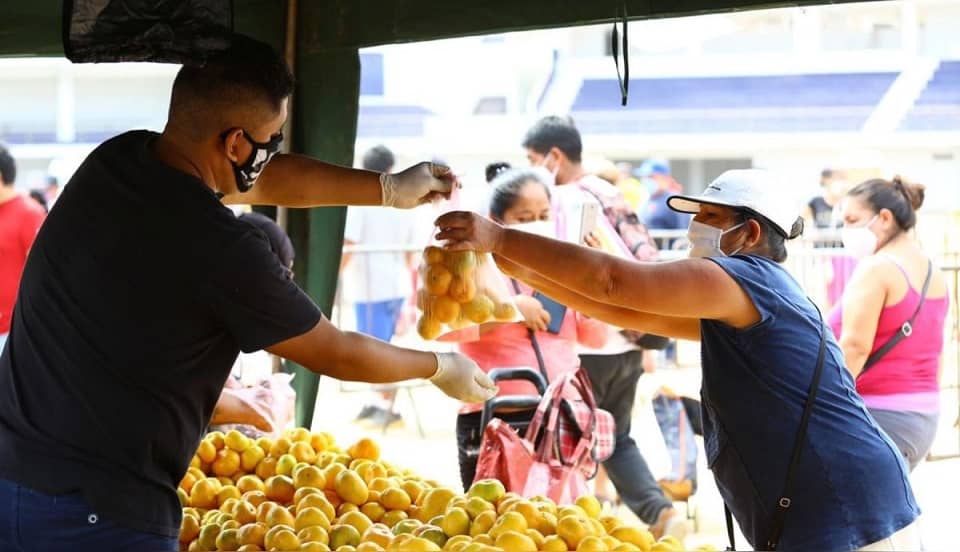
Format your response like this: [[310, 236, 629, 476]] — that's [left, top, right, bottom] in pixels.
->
[[222, 128, 244, 164], [547, 147, 563, 163]]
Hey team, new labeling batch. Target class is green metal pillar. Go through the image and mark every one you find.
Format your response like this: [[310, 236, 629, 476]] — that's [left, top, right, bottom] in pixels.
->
[[285, 43, 361, 428]]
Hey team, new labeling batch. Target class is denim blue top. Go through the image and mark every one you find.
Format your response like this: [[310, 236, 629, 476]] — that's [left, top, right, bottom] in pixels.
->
[[700, 254, 918, 550]]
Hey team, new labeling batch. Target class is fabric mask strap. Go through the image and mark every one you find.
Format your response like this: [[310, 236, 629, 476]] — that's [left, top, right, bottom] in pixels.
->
[[242, 130, 284, 153], [719, 221, 746, 256]]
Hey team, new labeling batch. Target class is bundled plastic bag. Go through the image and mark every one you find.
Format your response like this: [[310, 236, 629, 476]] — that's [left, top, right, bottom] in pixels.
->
[[415, 246, 522, 340], [264, 372, 297, 437], [65, 0, 233, 64], [209, 372, 296, 439]]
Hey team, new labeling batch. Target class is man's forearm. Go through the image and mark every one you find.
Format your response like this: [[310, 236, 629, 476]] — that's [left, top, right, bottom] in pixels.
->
[[224, 154, 382, 207], [323, 332, 437, 383]]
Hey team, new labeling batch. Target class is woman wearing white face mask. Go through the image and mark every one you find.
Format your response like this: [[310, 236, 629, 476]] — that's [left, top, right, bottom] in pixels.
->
[[446, 168, 609, 491], [830, 176, 949, 472], [435, 169, 921, 551]]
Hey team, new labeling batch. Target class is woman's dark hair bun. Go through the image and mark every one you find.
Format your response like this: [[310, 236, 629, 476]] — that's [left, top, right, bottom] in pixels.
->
[[893, 175, 925, 211], [485, 162, 512, 183]]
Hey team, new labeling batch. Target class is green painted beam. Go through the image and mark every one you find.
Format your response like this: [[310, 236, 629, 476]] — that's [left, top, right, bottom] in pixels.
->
[[284, 13, 361, 428], [234, 0, 287, 52], [0, 0, 62, 57]]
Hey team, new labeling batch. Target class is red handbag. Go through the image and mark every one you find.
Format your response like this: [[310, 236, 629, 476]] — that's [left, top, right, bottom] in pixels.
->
[[473, 369, 605, 503], [473, 417, 534, 493]]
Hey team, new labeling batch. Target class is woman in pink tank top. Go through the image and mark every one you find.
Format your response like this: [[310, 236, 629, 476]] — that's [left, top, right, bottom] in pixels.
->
[[829, 176, 949, 470]]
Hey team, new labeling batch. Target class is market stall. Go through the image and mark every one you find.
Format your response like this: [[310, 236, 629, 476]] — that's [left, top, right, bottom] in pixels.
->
[[0, 0, 869, 427]]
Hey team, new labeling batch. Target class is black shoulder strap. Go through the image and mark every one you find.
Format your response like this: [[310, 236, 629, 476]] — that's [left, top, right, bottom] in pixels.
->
[[724, 505, 737, 551], [724, 303, 828, 551], [860, 260, 933, 376], [511, 279, 549, 384], [766, 303, 828, 550]]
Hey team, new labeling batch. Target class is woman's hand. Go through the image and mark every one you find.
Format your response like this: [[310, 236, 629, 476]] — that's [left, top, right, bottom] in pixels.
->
[[584, 231, 602, 249], [435, 211, 505, 253], [516, 295, 551, 332]]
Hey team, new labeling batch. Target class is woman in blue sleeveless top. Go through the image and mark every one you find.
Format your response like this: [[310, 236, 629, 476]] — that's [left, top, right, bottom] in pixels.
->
[[435, 169, 919, 551]]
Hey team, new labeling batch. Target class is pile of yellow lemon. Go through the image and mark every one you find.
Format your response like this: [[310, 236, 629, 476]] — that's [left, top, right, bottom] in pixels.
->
[[178, 429, 697, 552], [416, 247, 518, 340]]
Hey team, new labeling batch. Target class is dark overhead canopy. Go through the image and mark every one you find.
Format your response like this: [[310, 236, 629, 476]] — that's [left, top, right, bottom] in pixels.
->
[[2, 0, 867, 58], [299, 0, 864, 52]]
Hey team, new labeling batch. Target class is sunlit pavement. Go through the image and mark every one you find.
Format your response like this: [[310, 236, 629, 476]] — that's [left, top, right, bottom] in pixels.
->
[[310, 370, 960, 551]]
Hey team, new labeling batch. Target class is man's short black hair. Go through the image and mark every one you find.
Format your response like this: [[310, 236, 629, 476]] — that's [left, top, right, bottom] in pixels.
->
[[361, 145, 395, 173], [168, 33, 294, 139], [0, 144, 15, 186], [522, 115, 582, 163]]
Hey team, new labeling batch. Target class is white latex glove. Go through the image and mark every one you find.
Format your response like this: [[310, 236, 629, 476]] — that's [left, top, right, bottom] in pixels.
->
[[429, 352, 498, 403], [380, 162, 457, 208]]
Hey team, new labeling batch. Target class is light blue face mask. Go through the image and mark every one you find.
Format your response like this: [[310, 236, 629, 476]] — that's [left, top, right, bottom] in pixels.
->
[[687, 220, 746, 258]]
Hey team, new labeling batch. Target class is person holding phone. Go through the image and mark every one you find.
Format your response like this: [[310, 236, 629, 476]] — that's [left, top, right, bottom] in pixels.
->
[[446, 168, 608, 490], [523, 117, 685, 539]]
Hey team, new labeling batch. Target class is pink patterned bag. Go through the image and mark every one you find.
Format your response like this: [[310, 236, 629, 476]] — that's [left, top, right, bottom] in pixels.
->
[[474, 369, 612, 503], [522, 372, 592, 503]]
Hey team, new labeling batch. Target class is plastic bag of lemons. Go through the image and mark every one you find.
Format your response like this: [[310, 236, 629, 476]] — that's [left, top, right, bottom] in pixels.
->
[[415, 246, 522, 340]]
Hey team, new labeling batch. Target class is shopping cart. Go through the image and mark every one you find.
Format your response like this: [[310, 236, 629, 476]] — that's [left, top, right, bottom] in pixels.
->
[[458, 367, 547, 488], [478, 367, 548, 430]]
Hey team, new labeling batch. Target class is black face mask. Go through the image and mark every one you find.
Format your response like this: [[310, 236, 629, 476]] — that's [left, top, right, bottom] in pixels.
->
[[224, 130, 283, 193]]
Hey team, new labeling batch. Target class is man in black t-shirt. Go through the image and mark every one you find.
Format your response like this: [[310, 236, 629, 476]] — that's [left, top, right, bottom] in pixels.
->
[[0, 35, 495, 551]]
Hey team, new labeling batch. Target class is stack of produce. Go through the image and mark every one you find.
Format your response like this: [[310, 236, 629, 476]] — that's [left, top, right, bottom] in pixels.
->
[[416, 247, 518, 340], [178, 429, 703, 552]]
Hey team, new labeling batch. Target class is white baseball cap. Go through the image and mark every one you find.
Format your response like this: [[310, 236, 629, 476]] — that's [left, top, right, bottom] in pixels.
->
[[667, 169, 803, 238]]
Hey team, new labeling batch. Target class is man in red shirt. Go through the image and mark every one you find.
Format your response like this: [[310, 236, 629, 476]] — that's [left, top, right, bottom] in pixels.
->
[[0, 145, 45, 351]]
